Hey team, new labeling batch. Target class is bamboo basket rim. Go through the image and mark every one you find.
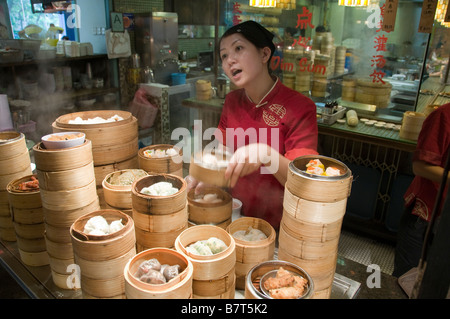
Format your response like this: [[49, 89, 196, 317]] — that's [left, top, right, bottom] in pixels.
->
[[125, 247, 193, 292], [187, 186, 232, 207], [55, 110, 132, 129], [175, 224, 235, 261], [138, 144, 183, 160], [70, 209, 132, 241], [0, 131, 23, 145], [132, 173, 187, 200], [7, 174, 39, 194], [245, 259, 314, 299], [102, 169, 149, 191], [289, 155, 351, 181], [226, 217, 276, 247], [33, 138, 91, 152]]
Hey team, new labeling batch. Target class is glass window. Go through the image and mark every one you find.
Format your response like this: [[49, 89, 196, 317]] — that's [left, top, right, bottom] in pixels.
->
[[7, 0, 66, 40], [224, 0, 450, 115]]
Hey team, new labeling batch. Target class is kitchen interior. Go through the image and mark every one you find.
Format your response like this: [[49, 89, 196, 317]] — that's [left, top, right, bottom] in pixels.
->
[[0, 0, 449, 300]]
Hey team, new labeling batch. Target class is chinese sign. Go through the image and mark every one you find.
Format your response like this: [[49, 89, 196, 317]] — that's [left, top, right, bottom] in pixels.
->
[[232, 2, 242, 25], [368, 4, 388, 83]]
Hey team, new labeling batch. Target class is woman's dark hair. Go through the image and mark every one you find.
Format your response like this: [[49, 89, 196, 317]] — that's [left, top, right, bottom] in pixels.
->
[[219, 20, 276, 64]]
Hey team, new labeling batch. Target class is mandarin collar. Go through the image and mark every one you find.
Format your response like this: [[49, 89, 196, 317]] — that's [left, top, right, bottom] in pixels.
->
[[245, 76, 280, 108]]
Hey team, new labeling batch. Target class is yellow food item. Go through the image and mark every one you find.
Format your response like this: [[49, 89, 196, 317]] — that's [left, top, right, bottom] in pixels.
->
[[346, 110, 359, 127], [47, 133, 83, 141], [263, 267, 308, 299]]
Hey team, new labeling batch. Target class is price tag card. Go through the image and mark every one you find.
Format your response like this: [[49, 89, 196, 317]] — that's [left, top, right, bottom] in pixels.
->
[[418, 0, 438, 33], [382, 0, 399, 32]]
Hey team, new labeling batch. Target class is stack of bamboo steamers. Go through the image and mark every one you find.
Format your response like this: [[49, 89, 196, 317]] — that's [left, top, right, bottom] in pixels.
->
[[33, 137, 100, 289], [279, 155, 352, 299], [52, 110, 140, 207], [0, 132, 32, 242]]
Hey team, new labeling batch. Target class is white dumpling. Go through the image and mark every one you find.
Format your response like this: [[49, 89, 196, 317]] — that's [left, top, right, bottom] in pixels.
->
[[84, 216, 110, 235], [205, 237, 227, 254], [165, 148, 178, 156], [109, 219, 124, 233]]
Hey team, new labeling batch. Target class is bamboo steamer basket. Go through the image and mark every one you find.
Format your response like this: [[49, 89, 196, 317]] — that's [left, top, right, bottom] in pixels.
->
[[174, 225, 236, 299], [244, 260, 314, 299], [0, 227, 16, 241], [286, 155, 352, 203], [7, 175, 41, 210], [124, 247, 194, 299], [102, 169, 148, 209], [45, 234, 74, 259], [226, 217, 276, 290], [70, 209, 136, 261], [0, 131, 28, 161], [138, 144, 183, 177], [94, 155, 139, 187], [133, 206, 188, 233], [0, 150, 32, 188], [40, 179, 98, 211], [7, 174, 45, 253], [0, 132, 32, 241], [43, 198, 100, 228], [192, 267, 235, 299], [45, 222, 74, 243], [135, 224, 187, 251], [187, 186, 232, 225], [278, 247, 337, 296], [70, 209, 136, 298], [196, 80, 213, 100], [18, 249, 49, 267], [52, 110, 138, 165], [36, 162, 95, 191], [188, 218, 232, 230], [189, 150, 232, 188], [279, 222, 339, 260], [283, 187, 347, 224], [354, 79, 392, 108], [32, 139, 93, 172], [399, 111, 426, 141], [131, 174, 187, 215], [132, 174, 188, 250], [280, 210, 343, 243], [16, 236, 46, 252]]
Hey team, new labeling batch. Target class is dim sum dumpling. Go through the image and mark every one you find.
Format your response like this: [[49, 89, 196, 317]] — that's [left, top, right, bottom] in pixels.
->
[[140, 181, 179, 196], [205, 237, 227, 254], [134, 258, 162, 278], [84, 216, 110, 235], [186, 240, 213, 256], [139, 269, 166, 284], [109, 219, 124, 233], [163, 264, 180, 281]]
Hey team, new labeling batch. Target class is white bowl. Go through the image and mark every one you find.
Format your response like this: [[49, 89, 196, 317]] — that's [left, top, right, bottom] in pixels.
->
[[41, 132, 85, 149]]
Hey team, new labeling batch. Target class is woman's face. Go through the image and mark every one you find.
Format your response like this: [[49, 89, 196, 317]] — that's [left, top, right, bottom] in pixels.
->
[[219, 33, 270, 88]]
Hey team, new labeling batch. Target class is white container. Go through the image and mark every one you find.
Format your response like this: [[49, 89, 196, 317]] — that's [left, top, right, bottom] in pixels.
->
[[65, 41, 80, 57], [0, 95, 13, 132]]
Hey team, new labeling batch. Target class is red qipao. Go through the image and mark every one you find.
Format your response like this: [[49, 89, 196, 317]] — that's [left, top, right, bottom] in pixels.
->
[[404, 103, 450, 221], [214, 78, 318, 229]]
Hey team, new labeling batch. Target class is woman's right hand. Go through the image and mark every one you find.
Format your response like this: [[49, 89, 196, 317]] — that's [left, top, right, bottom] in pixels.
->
[[185, 175, 207, 194]]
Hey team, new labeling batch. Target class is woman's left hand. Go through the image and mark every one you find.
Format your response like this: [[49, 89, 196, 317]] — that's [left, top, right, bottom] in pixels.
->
[[225, 143, 272, 187]]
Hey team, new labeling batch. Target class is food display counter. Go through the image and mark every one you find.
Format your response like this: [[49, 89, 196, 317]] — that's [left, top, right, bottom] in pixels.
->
[[0, 235, 407, 299]]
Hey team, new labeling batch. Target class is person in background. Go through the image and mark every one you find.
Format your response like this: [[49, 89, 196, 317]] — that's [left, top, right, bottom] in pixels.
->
[[186, 21, 318, 229], [393, 102, 450, 277]]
